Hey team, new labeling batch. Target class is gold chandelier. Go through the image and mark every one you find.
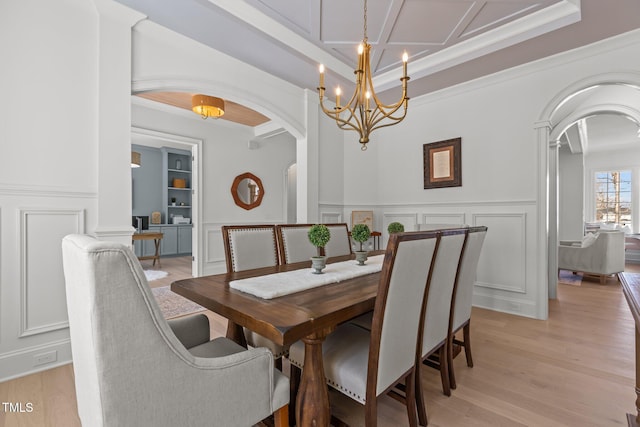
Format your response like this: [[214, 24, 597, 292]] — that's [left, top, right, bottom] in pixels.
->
[[192, 94, 225, 119], [318, 0, 410, 150]]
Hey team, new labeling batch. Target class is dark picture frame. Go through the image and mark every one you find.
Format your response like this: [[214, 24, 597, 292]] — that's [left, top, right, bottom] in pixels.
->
[[423, 137, 461, 189]]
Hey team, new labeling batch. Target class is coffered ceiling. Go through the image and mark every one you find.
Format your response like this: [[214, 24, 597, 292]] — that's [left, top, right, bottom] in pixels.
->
[[121, 0, 640, 127]]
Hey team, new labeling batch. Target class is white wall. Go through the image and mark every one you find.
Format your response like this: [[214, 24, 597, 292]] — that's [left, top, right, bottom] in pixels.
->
[[339, 29, 640, 319], [0, 0, 99, 380]]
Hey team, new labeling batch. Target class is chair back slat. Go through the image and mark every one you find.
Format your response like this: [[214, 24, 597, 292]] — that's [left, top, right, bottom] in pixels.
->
[[368, 230, 440, 397], [222, 225, 279, 273], [324, 223, 353, 257], [275, 224, 316, 264], [420, 228, 468, 358], [451, 226, 487, 331]]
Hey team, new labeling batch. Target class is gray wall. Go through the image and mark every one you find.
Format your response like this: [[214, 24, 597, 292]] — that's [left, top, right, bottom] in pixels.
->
[[131, 144, 163, 220]]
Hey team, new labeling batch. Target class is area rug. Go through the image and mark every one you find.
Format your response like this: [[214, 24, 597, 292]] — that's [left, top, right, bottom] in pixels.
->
[[144, 270, 168, 282], [151, 286, 206, 319], [558, 270, 582, 286]]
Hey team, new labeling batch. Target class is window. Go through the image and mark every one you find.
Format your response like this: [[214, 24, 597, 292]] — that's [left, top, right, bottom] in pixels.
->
[[595, 170, 632, 225]]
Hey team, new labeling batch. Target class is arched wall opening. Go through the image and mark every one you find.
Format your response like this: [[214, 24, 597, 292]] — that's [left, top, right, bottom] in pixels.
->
[[538, 72, 640, 299]]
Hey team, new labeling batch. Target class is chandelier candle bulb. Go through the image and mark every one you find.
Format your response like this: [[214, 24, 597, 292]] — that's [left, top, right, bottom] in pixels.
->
[[319, 64, 325, 88], [335, 87, 341, 108], [403, 51, 408, 75]]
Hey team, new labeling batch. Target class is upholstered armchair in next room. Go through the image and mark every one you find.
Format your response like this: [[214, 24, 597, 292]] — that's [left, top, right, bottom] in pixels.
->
[[558, 230, 625, 285]]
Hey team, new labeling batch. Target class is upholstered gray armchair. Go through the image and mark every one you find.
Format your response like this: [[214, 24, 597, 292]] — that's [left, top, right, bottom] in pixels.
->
[[62, 234, 289, 427], [558, 230, 625, 285]]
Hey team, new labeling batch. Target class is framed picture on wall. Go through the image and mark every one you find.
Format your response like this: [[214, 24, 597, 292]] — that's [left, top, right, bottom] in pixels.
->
[[351, 211, 373, 229], [423, 137, 462, 189]]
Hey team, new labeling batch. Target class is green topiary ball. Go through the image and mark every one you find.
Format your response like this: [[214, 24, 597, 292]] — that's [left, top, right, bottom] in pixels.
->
[[387, 222, 405, 233], [351, 224, 371, 243], [308, 224, 331, 248]]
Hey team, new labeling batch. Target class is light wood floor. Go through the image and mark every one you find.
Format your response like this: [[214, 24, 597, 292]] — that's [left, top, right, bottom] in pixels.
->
[[1, 262, 638, 427]]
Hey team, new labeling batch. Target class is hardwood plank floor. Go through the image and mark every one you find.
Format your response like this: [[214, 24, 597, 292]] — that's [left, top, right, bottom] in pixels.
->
[[1, 264, 637, 426]]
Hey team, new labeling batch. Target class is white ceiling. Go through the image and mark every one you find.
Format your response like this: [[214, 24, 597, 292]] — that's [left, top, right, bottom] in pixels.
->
[[115, 0, 640, 100]]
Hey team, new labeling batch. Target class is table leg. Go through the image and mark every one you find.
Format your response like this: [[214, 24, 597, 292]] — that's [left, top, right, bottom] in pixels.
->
[[153, 238, 161, 267], [297, 332, 331, 427], [225, 320, 247, 347]]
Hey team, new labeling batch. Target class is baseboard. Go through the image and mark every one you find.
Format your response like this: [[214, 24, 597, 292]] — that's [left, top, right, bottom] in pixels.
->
[[472, 293, 540, 319], [0, 339, 72, 382]]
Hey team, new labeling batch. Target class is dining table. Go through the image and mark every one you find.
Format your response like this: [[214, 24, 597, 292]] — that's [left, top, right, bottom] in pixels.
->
[[170, 251, 386, 427]]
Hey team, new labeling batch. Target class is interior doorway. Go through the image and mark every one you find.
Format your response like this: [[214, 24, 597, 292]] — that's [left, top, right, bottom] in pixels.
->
[[540, 73, 640, 300], [131, 127, 203, 277]]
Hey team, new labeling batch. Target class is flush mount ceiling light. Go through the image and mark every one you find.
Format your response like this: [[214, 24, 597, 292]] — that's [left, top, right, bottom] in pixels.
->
[[192, 94, 225, 119], [317, 0, 410, 151], [131, 151, 141, 168]]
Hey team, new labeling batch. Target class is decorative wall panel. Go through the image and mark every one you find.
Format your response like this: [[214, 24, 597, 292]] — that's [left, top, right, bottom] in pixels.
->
[[20, 208, 85, 337], [472, 213, 527, 294]]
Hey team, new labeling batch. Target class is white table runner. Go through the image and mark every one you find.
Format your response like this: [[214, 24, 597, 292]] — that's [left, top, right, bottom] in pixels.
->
[[229, 255, 384, 299]]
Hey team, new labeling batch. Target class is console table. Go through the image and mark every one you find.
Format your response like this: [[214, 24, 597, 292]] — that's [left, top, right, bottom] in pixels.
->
[[620, 272, 640, 427], [132, 232, 164, 267]]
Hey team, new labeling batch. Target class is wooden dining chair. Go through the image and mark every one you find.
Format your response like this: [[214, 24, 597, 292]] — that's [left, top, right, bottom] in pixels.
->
[[288, 230, 441, 426], [275, 224, 317, 264], [323, 223, 353, 257], [414, 227, 468, 425], [221, 225, 288, 368], [276, 223, 353, 264], [447, 225, 487, 389]]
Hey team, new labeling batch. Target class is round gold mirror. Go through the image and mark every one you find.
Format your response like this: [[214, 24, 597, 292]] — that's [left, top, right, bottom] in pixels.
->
[[231, 172, 264, 210]]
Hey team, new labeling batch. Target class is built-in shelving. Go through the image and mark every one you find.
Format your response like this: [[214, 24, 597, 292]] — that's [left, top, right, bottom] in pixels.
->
[[163, 148, 192, 225]]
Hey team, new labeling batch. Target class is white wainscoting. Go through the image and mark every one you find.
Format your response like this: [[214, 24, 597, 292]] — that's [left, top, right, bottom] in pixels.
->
[[329, 201, 541, 319], [19, 208, 85, 337], [421, 212, 466, 226], [472, 213, 527, 294], [320, 211, 342, 224], [0, 184, 95, 381]]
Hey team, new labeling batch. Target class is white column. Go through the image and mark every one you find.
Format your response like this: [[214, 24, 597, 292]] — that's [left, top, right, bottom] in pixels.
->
[[548, 140, 561, 301], [534, 120, 552, 319], [297, 89, 319, 223], [92, 1, 145, 244]]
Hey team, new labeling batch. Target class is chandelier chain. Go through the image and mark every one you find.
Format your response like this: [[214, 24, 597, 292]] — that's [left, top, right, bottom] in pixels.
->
[[363, 0, 367, 42]]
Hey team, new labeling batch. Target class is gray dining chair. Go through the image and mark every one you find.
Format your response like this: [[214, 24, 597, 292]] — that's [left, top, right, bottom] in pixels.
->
[[276, 223, 353, 264], [275, 224, 317, 264], [288, 230, 441, 426], [221, 225, 288, 367], [414, 227, 468, 425], [61, 234, 289, 427], [447, 225, 487, 389], [324, 223, 353, 257]]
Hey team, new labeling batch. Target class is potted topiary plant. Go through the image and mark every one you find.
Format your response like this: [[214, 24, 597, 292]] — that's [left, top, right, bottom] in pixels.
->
[[351, 223, 371, 265], [387, 221, 405, 234], [308, 224, 331, 274]]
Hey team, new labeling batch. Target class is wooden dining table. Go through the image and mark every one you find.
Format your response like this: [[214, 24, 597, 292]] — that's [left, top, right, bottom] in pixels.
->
[[171, 252, 385, 427]]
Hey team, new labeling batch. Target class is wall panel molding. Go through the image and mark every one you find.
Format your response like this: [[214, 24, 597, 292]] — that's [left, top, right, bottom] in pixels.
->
[[472, 212, 527, 294], [320, 211, 342, 224], [19, 208, 85, 337], [421, 212, 466, 225], [0, 183, 96, 199]]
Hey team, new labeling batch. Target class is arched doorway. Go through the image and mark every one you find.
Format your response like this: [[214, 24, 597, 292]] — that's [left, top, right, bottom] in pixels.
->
[[538, 72, 640, 299]]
